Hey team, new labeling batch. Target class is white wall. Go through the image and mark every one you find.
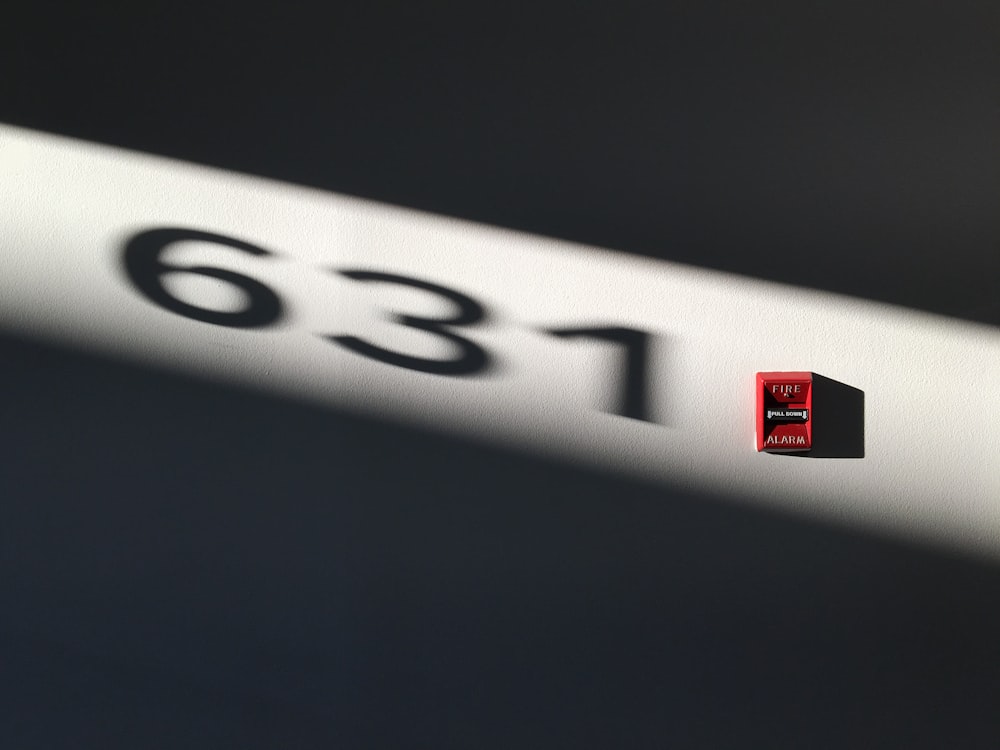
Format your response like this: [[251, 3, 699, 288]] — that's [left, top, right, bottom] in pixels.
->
[[3, 124, 998, 558]]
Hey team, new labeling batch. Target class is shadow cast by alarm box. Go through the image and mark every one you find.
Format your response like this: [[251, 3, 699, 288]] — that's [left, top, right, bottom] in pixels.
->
[[797, 373, 865, 459]]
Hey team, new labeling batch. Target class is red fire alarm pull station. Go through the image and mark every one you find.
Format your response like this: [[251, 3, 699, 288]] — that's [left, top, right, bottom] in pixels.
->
[[756, 372, 812, 452]]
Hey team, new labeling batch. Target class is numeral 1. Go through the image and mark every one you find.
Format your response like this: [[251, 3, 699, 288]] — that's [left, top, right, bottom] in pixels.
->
[[547, 326, 652, 422]]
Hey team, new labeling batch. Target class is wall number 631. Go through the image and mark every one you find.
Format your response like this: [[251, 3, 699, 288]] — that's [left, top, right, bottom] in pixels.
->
[[123, 227, 655, 422]]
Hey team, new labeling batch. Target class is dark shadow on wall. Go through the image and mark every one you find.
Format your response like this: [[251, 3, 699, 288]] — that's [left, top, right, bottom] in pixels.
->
[[0, 332, 998, 749], [2, 2, 998, 327], [799, 373, 866, 459]]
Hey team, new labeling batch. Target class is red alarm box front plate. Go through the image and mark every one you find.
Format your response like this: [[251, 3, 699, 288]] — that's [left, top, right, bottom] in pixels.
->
[[756, 372, 812, 452]]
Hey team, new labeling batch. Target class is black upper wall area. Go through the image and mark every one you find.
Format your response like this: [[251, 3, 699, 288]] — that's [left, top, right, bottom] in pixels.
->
[[4, 1, 998, 324]]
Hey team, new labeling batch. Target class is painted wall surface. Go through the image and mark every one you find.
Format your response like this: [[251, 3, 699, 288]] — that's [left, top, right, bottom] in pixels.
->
[[4, 6, 1000, 744], [4, 124, 998, 558]]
